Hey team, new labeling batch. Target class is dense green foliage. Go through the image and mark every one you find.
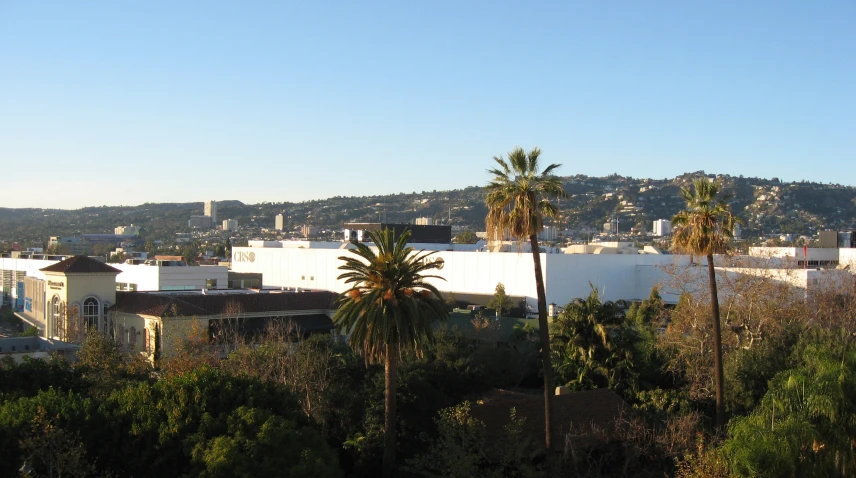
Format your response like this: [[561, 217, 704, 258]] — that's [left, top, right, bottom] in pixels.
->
[[722, 333, 856, 477]]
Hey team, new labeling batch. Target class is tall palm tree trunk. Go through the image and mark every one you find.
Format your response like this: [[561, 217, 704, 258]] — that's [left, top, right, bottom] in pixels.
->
[[383, 342, 398, 478], [707, 253, 725, 429], [530, 234, 554, 450]]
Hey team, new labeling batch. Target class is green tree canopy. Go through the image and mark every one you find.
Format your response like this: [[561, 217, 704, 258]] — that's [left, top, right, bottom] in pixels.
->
[[487, 282, 513, 316], [453, 230, 480, 244]]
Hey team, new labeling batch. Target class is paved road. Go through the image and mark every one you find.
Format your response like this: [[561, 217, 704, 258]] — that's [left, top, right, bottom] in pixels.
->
[[0, 305, 22, 337]]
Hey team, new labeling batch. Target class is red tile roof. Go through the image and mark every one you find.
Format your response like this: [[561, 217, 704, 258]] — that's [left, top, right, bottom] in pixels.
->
[[40, 255, 122, 274]]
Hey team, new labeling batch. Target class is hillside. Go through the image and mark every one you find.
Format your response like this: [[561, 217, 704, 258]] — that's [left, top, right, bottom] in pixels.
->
[[2, 172, 855, 248]]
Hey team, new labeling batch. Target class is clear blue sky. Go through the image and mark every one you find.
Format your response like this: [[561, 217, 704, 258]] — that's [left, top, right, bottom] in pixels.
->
[[2, 1, 853, 209]]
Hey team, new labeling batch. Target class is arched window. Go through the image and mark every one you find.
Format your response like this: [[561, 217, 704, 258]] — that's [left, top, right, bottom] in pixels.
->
[[83, 297, 99, 331], [129, 326, 137, 347], [52, 296, 64, 339]]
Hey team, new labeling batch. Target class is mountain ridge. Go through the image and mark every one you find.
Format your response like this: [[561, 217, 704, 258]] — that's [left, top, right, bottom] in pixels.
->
[[1, 172, 855, 246]]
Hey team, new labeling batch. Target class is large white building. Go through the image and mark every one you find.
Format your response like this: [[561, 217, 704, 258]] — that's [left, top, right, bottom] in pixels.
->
[[653, 219, 672, 237], [230, 240, 691, 307]]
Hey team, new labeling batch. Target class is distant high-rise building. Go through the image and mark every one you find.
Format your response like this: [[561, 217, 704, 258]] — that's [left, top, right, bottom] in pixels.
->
[[204, 200, 217, 222], [653, 219, 671, 237], [538, 225, 558, 241], [415, 217, 433, 225], [302, 225, 319, 237], [223, 219, 238, 232], [275, 213, 285, 231]]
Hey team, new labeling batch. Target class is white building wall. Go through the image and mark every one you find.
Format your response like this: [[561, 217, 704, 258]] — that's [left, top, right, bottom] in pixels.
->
[[113, 265, 161, 291], [113, 264, 229, 291], [653, 219, 671, 236], [544, 253, 689, 305], [0, 257, 59, 281], [230, 246, 689, 306], [749, 247, 840, 263], [839, 249, 856, 269], [0, 256, 61, 304]]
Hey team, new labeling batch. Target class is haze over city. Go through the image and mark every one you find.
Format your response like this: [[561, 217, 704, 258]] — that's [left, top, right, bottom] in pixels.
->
[[1, 1, 853, 209]]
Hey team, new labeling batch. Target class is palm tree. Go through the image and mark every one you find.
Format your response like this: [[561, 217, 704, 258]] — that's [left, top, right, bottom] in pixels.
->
[[334, 228, 448, 477], [485, 146, 567, 449], [671, 177, 738, 429]]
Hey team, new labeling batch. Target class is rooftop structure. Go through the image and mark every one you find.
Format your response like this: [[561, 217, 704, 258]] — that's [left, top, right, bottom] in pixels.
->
[[0, 336, 79, 363], [343, 222, 452, 244]]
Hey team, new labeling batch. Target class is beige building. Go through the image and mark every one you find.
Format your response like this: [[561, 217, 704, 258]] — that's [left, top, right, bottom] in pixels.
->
[[301, 225, 319, 237], [222, 219, 238, 232], [29, 256, 121, 342], [15, 255, 336, 361], [109, 289, 337, 360]]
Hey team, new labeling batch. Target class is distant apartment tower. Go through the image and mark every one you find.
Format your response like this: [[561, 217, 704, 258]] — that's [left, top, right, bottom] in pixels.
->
[[222, 219, 238, 232], [275, 213, 285, 231], [302, 225, 319, 237], [188, 215, 214, 229], [538, 225, 558, 241], [415, 217, 433, 225], [114, 224, 140, 236], [204, 200, 217, 222], [653, 219, 671, 237]]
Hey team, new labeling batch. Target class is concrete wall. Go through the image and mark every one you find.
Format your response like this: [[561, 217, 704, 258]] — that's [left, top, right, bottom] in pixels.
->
[[749, 247, 841, 263]]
